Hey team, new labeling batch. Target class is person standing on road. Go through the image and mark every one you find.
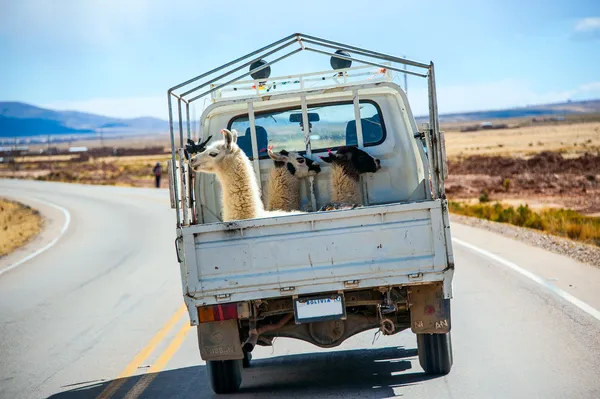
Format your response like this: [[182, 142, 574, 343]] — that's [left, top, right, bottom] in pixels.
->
[[153, 162, 162, 188]]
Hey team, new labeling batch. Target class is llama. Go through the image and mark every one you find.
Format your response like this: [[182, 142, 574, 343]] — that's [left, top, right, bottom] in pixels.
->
[[319, 146, 381, 210], [265, 147, 321, 211], [189, 129, 264, 221]]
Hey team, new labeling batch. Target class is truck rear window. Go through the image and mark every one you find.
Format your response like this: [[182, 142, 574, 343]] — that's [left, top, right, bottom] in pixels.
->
[[227, 100, 385, 159]]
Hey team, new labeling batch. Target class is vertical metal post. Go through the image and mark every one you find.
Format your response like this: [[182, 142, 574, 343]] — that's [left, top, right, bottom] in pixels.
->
[[352, 90, 364, 148], [247, 102, 262, 190], [403, 55, 408, 93], [177, 99, 185, 150], [177, 99, 186, 223], [353, 89, 369, 205], [427, 65, 440, 199], [178, 148, 189, 225], [301, 96, 317, 212], [185, 102, 192, 141], [168, 94, 181, 226], [428, 62, 444, 197], [185, 101, 196, 224]]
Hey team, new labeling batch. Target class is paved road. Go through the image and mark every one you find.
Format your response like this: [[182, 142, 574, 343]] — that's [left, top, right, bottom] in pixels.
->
[[1, 179, 600, 399]]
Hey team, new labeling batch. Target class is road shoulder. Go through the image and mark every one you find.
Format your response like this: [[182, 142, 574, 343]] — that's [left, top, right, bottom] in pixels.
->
[[451, 213, 600, 267], [450, 217, 600, 315], [0, 194, 69, 274]]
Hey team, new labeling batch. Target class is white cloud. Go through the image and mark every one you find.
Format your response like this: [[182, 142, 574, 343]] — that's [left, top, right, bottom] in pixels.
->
[[575, 17, 600, 32], [571, 17, 600, 41]]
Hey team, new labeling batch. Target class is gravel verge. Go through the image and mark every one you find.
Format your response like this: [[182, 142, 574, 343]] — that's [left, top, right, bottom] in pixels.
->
[[450, 214, 600, 267]]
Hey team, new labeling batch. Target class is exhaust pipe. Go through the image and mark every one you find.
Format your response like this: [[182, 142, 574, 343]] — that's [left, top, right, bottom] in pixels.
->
[[243, 329, 259, 353], [243, 313, 294, 352]]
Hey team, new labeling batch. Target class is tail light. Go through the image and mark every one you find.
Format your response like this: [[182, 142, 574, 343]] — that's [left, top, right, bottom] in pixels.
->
[[198, 303, 238, 323]]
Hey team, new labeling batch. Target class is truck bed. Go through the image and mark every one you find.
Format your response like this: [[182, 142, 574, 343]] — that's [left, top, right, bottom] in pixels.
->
[[179, 199, 453, 305]]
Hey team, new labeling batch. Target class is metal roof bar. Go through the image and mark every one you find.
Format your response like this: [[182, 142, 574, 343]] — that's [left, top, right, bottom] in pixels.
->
[[179, 39, 298, 98], [304, 47, 428, 78], [187, 47, 303, 103], [169, 33, 298, 93], [299, 33, 430, 69], [300, 37, 428, 71]]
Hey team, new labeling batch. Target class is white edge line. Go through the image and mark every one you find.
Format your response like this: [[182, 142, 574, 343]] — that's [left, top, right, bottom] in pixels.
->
[[452, 237, 600, 322], [0, 197, 71, 276]]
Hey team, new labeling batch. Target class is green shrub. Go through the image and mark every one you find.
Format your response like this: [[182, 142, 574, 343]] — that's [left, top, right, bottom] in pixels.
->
[[479, 189, 490, 203], [448, 201, 600, 247]]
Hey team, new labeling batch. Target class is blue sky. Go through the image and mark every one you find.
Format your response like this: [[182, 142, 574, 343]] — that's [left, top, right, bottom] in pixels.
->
[[1, 0, 599, 119]]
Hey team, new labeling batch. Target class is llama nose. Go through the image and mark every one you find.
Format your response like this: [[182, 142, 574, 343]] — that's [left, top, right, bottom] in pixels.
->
[[375, 158, 381, 169]]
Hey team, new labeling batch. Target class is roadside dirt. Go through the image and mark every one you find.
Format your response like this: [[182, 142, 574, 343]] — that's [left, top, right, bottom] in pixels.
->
[[0, 198, 44, 257], [447, 151, 600, 215]]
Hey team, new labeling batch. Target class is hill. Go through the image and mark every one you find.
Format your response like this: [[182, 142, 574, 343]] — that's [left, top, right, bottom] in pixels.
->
[[416, 99, 600, 123], [2, 98, 599, 139], [0, 102, 169, 138]]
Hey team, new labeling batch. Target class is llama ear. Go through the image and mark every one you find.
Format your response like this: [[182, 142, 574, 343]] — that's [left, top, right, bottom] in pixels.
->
[[199, 135, 212, 148], [319, 155, 333, 163], [221, 129, 235, 149], [230, 129, 238, 144], [267, 146, 287, 162]]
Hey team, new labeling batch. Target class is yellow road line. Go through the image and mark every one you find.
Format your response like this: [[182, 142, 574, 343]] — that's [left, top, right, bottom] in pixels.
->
[[96, 304, 187, 399], [122, 323, 193, 399]]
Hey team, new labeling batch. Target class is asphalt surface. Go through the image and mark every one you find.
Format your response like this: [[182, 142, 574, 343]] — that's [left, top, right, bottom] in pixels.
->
[[1, 179, 600, 399]]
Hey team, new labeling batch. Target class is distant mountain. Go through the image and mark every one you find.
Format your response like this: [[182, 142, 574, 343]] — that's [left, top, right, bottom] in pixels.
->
[[2, 99, 599, 139], [416, 99, 600, 124], [0, 102, 169, 138]]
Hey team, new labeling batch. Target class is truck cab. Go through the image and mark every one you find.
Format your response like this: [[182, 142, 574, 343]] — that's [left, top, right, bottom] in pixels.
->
[[167, 34, 454, 394]]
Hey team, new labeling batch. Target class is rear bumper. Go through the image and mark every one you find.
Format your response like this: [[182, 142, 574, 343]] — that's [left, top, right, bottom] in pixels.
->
[[183, 269, 453, 326]]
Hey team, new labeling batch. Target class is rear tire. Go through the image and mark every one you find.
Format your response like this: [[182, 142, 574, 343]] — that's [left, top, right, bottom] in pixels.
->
[[206, 359, 243, 394], [417, 332, 453, 375]]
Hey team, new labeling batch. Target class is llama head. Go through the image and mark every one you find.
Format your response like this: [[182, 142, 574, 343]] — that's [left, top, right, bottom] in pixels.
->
[[320, 146, 381, 174], [189, 128, 240, 173], [267, 147, 321, 178]]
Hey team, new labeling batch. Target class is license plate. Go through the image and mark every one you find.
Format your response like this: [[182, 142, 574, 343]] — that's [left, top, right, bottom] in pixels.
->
[[293, 294, 346, 324]]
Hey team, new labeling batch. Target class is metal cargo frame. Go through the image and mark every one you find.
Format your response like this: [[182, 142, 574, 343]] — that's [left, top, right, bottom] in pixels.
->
[[167, 33, 445, 228]]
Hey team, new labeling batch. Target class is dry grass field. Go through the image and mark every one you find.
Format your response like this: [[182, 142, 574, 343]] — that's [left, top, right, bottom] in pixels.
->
[[444, 122, 600, 159], [0, 153, 172, 187], [0, 198, 43, 257]]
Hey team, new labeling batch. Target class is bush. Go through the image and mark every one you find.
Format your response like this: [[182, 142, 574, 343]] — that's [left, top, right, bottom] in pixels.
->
[[448, 201, 600, 247], [479, 189, 490, 203]]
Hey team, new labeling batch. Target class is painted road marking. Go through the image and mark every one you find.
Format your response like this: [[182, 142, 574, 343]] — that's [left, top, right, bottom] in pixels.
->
[[453, 237, 600, 322], [96, 304, 187, 399], [122, 323, 193, 399], [0, 196, 71, 276]]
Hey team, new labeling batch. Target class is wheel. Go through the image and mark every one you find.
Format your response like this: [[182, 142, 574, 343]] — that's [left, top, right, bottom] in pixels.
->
[[242, 350, 252, 368], [417, 332, 453, 375], [206, 359, 243, 394]]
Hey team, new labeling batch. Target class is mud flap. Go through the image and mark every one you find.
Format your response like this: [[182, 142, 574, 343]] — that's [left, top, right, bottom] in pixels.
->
[[197, 319, 244, 361], [408, 282, 451, 334]]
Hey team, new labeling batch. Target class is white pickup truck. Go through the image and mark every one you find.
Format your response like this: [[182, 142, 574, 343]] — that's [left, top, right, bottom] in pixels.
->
[[167, 34, 455, 394]]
